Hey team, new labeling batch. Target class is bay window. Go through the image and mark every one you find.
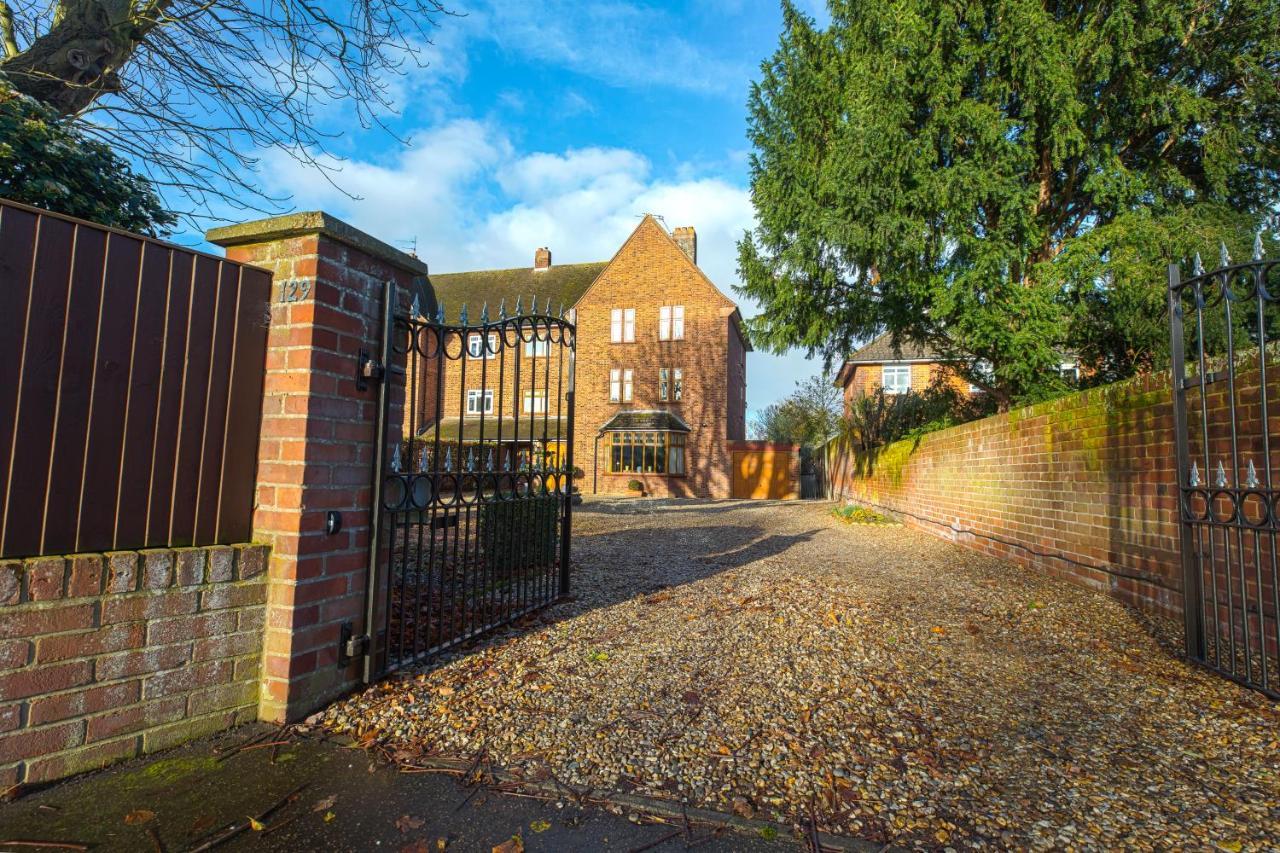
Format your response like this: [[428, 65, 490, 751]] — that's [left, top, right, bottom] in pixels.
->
[[608, 431, 687, 475]]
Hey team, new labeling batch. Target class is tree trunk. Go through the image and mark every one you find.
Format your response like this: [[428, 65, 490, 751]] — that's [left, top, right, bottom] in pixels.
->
[[0, 1, 143, 115]]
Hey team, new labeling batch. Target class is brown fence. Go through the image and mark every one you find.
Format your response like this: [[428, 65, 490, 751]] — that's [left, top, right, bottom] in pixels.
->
[[0, 198, 272, 559]]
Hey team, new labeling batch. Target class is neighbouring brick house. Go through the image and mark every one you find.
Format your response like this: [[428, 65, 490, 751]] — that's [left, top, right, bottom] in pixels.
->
[[412, 215, 750, 498], [835, 333, 1081, 407], [834, 334, 971, 407]]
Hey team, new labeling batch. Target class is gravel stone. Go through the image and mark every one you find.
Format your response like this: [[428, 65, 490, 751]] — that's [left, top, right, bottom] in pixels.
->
[[324, 499, 1280, 850]]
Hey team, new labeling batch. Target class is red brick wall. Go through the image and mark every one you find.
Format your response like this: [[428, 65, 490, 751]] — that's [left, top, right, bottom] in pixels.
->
[[573, 216, 743, 498], [0, 544, 268, 793], [827, 372, 1201, 619]]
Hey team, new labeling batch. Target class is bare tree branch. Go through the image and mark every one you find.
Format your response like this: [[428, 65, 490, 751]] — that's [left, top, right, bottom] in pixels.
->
[[0, 0, 453, 224]]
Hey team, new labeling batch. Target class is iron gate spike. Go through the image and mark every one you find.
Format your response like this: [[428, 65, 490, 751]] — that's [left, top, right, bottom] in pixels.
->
[[1189, 460, 1200, 487], [465, 448, 475, 472], [391, 444, 402, 473], [1254, 232, 1265, 262], [481, 302, 489, 324], [514, 295, 523, 315], [436, 299, 445, 324], [1220, 241, 1231, 268], [1246, 459, 1259, 489], [1193, 252, 1205, 276], [1215, 460, 1228, 488], [498, 298, 507, 320], [419, 447, 429, 472], [410, 292, 421, 319], [486, 449, 494, 472], [444, 447, 453, 472], [459, 303, 468, 325]]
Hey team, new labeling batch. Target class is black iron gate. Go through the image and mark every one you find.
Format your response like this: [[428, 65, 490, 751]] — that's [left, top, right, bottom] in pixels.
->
[[1169, 239, 1279, 699], [362, 283, 576, 680]]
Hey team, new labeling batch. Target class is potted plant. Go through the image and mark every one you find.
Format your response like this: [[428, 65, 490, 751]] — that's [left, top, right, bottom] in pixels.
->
[[625, 478, 645, 497]]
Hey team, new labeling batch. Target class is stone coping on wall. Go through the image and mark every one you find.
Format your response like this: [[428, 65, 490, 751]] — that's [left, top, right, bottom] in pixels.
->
[[206, 211, 429, 277], [0, 544, 269, 793]]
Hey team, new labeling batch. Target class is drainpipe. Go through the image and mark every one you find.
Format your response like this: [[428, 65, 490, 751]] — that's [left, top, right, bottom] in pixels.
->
[[593, 431, 602, 494]]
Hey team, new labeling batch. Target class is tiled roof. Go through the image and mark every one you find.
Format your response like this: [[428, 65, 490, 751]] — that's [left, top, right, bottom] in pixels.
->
[[598, 410, 692, 433], [419, 416, 568, 443], [844, 333, 943, 364], [423, 262, 607, 323]]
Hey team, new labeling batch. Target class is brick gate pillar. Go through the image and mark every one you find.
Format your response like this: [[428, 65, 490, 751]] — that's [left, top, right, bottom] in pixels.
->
[[207, 213, 426, 722]]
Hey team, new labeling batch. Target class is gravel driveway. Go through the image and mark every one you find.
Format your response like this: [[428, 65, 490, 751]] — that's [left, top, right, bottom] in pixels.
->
[[324, 499, 1279, 850]]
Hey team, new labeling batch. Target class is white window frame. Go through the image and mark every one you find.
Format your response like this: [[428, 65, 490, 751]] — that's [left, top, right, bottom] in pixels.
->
[[658, 305, 686, 341], [1059, 361, 1079, 383], [881, 365, 911, 394], [659, 368, 669, 401], [523, 389, 547, 414], [525, 333, 550, 357], [623, 369, 633, 402], [610, 369, 622, 402], [672, 367, 683, 401], [467, 333, 498, 359], [466, 389, 494, 414], [611, 308, 635, 343]]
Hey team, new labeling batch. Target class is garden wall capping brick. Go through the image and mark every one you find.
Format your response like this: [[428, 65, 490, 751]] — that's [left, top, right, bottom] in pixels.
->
[[0, 543, 269, 793]]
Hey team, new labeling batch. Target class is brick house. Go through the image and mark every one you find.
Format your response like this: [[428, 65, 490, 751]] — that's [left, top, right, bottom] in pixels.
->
[[834, 333, 1080, 408], [833, 334, 970, 408], [412, 215, 750, 497]]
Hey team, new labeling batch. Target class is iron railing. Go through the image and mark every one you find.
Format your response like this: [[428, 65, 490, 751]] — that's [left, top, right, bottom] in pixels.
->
[[368, 290, 576, 677], [1169, 236, 1279, 699]]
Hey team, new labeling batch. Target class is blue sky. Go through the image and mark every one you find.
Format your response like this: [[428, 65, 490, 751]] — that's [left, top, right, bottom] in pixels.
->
[[202, 0, 833, 420]]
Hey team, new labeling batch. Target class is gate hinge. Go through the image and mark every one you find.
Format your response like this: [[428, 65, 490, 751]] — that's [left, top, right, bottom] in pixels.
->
[[338, 621, 369, 666], [356, 348, 385, 391]]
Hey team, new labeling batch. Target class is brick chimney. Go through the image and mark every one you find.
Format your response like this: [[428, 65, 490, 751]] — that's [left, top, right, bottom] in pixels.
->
[[534, 247, 551, 270], [673, 226, 696, 264]]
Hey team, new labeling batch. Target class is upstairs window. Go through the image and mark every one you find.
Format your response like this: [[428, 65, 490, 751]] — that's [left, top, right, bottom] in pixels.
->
[[610, 368, 634, 402], [523, 390, 547, 414], [466, 389, 494, 414], [659, 305, 685, 340], [525, 328, 551, 357], [659, 368, 684, 401], [467, 333, 498, 359], [610, 308, 635, 343], [881, 365, 911, 394]]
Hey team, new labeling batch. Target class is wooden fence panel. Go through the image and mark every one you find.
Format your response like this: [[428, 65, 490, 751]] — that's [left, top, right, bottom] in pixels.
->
[[0, 198, 272, 558]]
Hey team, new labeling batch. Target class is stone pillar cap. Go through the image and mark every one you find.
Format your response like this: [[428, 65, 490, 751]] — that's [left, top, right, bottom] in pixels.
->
[[206, 211, 429, 276]]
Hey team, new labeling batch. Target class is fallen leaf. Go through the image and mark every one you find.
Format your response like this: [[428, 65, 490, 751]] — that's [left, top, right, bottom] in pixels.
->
[[324, 811, 336, 823], [124, 809, 156, 825], [312, 795, 338, 813], [731, 796, 755, 819], [397, 814, 426, 833], [530, 819, 551, 833], [248, 816, 266, 831], [493, 835, 523, 853]]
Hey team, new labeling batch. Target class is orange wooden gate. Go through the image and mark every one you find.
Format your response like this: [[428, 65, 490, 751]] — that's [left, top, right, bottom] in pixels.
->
[[729, 442, 799, 500]]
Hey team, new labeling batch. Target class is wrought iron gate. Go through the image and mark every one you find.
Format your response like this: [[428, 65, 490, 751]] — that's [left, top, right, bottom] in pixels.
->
[[1169, 239, 1279, 699], [362, 283, 576, 680]]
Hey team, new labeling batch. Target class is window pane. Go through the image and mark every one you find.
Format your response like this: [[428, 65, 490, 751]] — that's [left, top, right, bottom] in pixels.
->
[[673, 306, 684, 339], [611, 308, 622, 342], [669, 444, 684, 475], [624, 309, 635, 342], [673, 368, 683, 401], [659, 306, 670, 340], [659, 368, 668, 401]]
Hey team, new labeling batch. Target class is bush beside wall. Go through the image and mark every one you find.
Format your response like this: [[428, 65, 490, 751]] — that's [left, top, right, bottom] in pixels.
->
[[0, 544, 268, 792], [827, 371, 1186, 620]]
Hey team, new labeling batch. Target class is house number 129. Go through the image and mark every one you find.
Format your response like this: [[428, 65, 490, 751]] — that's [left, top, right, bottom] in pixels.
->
[[279, 278, 312, 303]]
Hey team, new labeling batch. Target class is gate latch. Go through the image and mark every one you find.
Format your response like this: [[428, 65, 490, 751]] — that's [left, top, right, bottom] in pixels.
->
[[338, 621, 369, 666], [356, 348, 384, 392]]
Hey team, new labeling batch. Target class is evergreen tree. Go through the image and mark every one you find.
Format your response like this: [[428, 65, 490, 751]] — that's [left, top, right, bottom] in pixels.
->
[[739, 0, 1279, 407], [1, 87, 174, 235]]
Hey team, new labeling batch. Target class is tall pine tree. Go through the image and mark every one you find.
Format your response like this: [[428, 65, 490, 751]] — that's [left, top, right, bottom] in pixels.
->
[[739, 0, 1279, 407]]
